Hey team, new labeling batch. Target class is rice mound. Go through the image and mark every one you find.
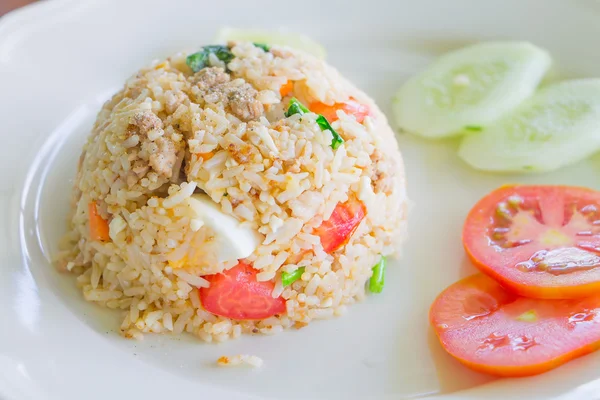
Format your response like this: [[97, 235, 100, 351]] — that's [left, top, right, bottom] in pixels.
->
[[57, 42, 408, 342]]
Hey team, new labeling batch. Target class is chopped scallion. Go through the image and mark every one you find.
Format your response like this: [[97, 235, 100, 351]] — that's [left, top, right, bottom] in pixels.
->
[[465, 125, 483, 131], [254, 43, 270, 52], [284, 98, 344, 149], [369, 257, 386, 293], [284, 97, 310, 117], [282, 267, 305, 287], [316, 115, 344, 149]]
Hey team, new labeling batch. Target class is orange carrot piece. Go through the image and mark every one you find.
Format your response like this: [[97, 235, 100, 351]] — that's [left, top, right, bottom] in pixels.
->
[[88, 202, 110, 242], [309, 98, 370, 123], [198, 152, 214, 161], [279, 80, 294, 97]]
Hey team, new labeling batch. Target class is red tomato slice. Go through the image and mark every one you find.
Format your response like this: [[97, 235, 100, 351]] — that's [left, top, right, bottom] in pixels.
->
[[430, 274, 600, 377], [315, 197, 367, 253], [309, 98, 370, 123], [464, 185, 600, 299], [199, 262, 286, 320]]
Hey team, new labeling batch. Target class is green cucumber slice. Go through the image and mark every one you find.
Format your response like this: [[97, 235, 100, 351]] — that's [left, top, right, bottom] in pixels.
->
[[393, 42, 551, 138], [458, 79, 600, 173]]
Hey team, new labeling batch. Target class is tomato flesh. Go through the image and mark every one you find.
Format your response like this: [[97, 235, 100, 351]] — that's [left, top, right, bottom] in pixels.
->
[[199, 262, 286, 320], [463, 185, 600, 299], [309, 99, 370, 123], [430, 274, 600, 377], [315, 197, 367, 253]]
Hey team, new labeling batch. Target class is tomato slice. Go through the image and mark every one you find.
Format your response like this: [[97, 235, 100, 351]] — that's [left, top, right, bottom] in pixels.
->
[[199, 262, 286, 320], [430, 273, 600, 377], [315, 197, 367, 253], [309, 98, 370, 123], [463, 185, 600, 299]]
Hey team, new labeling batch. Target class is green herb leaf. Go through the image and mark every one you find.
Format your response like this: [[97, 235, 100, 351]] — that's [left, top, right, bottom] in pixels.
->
[[253, 42, 270, 52], [186, 52, 210, 73], [282, 267, 305, 287], [465, 125, 483, 131], [368, 257, 386, 293], [186, 45, 234, 72], [203, 45, 235, 64], [284, 97, 310, 117], [316, 115, 344, 149]]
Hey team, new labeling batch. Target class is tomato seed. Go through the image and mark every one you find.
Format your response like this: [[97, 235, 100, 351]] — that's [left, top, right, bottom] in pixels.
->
[[568, 311, 595, 326], [581, 204, 598, 214]]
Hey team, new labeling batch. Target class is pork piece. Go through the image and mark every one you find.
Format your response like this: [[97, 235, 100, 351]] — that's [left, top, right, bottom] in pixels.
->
[[126, 110, 178, 180], [193, 67, 264, 121]]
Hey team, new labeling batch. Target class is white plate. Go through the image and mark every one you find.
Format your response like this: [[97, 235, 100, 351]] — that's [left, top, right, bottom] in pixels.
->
[[2, 0, 600, 399]]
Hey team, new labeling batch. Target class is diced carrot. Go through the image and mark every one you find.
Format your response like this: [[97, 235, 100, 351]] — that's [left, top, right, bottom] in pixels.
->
[[309, 98, 370, 123], [88, 202, 110, 242], [198, 152, 214, 161], [279, 80, 294, 97]]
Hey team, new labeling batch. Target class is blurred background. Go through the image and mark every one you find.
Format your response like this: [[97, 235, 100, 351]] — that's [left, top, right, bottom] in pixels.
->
[[1, 0, 36, 16]]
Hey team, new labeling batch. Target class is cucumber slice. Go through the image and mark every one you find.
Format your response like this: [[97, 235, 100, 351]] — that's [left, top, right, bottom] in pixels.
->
[[458, 79, 600, 173], [215, 28, 326, 59], [393, 42, 551, 138]]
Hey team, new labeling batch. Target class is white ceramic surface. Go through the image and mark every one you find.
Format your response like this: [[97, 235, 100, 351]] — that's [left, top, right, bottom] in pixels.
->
[[2, 0, 600, 399]]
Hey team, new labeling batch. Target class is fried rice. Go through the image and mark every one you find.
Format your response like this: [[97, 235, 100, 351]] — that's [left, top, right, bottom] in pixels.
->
[[56, 41, 408, 342]]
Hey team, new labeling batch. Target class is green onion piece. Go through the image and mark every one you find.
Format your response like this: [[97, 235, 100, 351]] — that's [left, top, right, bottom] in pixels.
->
[[186, 45, 234, 72], [285, 97, 310, 117], [316, 115, 344, 149], [465, 125, 483, 131], [254, 43, 270, 52], [369, 257, 386, 293], [282, 267, 305, 287], [285, 98, 344, 149]]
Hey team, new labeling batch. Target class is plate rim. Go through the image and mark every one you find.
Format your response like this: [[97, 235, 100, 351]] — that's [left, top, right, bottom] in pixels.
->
[[1, 1, 599, 399]]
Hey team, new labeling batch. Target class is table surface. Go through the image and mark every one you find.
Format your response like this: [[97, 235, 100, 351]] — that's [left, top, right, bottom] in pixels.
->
[[0, 0, 37, 16]]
